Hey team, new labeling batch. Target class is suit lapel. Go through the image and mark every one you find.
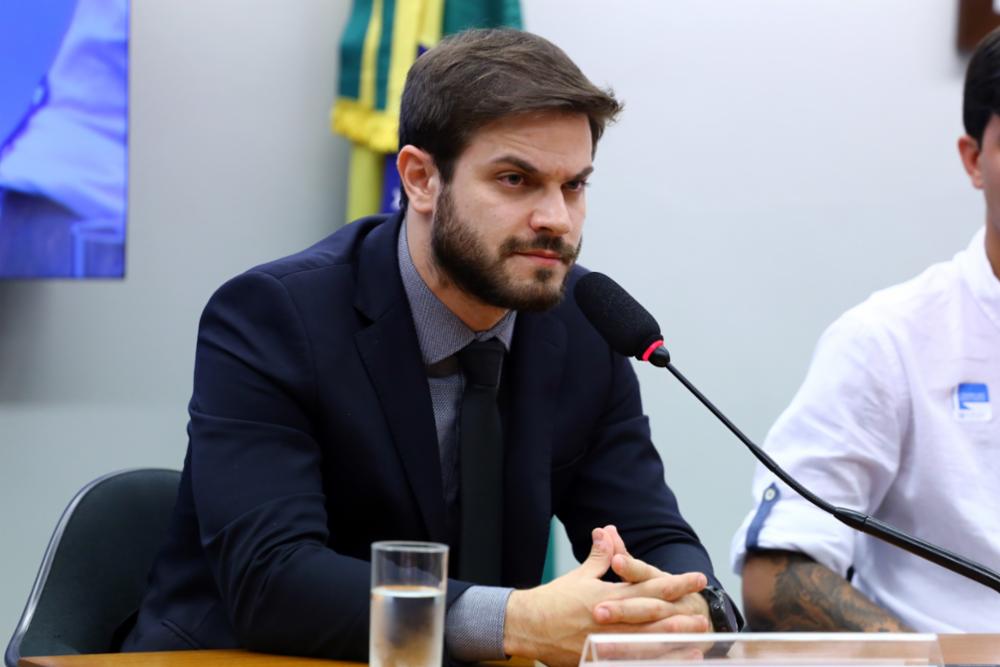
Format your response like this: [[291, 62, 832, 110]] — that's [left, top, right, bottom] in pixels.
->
[[353, 214, 448, 543], [502, 310, 566, 587]]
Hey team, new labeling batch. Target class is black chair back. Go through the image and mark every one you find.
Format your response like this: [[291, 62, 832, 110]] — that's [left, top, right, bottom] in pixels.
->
[[5, 468, 180, 667]]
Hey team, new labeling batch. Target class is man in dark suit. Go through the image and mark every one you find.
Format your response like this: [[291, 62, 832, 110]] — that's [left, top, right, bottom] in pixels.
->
[[125, 28, 739, 666]]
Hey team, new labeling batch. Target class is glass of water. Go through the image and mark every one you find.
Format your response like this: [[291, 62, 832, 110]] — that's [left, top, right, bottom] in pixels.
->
[[370, 541, 449, 667]]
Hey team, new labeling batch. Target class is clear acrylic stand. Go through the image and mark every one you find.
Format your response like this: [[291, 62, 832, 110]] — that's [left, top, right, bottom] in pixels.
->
[[580, 633, 943, 667]]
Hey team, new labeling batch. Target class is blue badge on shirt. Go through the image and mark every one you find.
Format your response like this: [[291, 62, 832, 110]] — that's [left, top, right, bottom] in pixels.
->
[[953, 382, 991, 422]]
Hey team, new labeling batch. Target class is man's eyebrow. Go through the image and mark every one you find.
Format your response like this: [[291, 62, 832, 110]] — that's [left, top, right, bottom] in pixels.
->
[[490, 156, 594, 181], [490, 155, 539, 174]]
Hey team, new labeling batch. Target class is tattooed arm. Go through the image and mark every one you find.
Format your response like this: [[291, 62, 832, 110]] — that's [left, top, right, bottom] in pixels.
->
[[742, 550, 912, 631]]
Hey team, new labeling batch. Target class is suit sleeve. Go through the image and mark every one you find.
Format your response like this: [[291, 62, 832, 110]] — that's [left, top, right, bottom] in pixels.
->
[[187, 270, 371, 659], [557, 348, 721, 584]]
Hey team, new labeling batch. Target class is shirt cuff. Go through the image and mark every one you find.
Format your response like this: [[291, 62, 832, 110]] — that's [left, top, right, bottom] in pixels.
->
[[445, 585, 514, 662]]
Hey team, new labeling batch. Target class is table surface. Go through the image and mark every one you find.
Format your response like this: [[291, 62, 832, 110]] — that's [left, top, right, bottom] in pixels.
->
[[17, 635, 1000, 666], [941, 633, 1000, 662]]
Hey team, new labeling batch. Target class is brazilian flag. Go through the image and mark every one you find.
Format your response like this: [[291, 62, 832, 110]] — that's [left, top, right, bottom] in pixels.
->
[[331, 0, 522, 221]]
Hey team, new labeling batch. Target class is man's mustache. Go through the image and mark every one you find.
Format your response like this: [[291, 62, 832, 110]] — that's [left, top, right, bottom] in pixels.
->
[[500, 235, 580, 264]]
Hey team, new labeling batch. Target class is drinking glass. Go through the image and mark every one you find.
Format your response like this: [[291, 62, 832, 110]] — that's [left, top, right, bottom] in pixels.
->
[[370, 541, 449, 667]]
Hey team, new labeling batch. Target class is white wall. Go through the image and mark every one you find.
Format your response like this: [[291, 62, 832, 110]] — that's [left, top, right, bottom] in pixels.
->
[[0, 0, 351, 638], [524, 0, 984, 601], [0, 0, 986, 642]]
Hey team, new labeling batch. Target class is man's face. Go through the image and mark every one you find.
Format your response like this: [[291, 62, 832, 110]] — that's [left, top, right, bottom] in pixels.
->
[[430, 111, 592, 312]]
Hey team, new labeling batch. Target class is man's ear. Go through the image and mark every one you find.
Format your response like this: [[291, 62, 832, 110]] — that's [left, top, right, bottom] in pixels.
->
[[958, 134, 984, 190], [397, 146, 439, 214]]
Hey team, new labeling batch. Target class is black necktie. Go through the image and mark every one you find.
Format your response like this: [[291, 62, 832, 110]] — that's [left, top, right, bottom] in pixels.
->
[[456, 338, 506, 585]]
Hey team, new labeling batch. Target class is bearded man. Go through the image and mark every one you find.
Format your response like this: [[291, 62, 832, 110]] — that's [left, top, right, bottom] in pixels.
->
[[124, 28, 740, 666]]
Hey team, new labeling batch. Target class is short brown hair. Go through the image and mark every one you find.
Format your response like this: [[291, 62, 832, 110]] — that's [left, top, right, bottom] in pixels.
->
[[398, 28, 622, 209]]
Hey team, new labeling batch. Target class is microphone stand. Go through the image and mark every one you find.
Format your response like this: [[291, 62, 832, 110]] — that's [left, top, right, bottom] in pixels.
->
[[650, 347, 1000, 594]]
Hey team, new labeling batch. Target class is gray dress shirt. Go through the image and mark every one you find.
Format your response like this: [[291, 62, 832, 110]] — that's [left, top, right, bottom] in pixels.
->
[[396, 223, 516, 661]]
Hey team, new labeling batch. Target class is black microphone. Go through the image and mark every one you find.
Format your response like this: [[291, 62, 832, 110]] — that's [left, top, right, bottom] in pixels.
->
[[573, 272, 671, 368], [574, 271, 1000, 594]]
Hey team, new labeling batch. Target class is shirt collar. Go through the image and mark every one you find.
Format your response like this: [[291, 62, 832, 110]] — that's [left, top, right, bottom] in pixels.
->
[[397, 219, 516, 366], [958, 226, 1000, 333]]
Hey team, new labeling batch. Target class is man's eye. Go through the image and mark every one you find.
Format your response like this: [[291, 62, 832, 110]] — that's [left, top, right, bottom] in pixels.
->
[[499, 174, 524, 186], [565, 179, 589, 192]]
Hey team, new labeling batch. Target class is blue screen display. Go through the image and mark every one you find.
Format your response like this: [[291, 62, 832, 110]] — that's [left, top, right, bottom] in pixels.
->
[[0, 0, 128, 279]]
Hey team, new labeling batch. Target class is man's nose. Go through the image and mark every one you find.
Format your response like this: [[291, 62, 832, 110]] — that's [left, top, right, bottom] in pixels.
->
[[529, 187, 572, 236]]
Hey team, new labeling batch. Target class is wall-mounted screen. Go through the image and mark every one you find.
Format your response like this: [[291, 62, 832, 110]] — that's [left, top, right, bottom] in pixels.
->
[[0, 0, 128, 279]]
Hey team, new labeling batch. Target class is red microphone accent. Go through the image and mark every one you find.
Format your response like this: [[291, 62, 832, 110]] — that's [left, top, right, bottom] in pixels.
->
[[641, 339, 664, 362]]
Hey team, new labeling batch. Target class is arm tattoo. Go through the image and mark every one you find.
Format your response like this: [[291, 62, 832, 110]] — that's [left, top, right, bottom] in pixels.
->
[[746, 550, 911, 632]]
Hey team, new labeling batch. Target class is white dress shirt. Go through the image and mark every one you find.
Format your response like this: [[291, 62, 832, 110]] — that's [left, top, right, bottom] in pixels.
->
[[731, 228, 1000, 631]]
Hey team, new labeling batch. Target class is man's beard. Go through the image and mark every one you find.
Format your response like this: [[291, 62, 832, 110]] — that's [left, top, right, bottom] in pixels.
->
[[430, 187, 580, 312]]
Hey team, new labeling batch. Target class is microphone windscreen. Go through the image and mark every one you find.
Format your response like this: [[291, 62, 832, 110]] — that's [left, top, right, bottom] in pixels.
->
[[574, 272, 663, 359]]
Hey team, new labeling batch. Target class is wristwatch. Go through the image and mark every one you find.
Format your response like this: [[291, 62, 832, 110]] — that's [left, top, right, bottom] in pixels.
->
[[699, 585, 740, 632]]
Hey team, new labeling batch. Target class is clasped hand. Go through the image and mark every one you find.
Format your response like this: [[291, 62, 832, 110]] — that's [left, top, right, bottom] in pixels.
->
[[503, 525, 711, 667]]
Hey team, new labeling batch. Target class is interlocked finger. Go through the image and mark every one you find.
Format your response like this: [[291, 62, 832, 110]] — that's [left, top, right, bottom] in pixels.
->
[[622, 571, 707, 602], [651, 613, 711, 634], [594, 596, 675, 625], [611, 552, 663, 583]]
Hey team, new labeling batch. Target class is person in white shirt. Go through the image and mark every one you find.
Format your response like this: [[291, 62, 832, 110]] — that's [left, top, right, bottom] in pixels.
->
[[731, 27, 1000, 632]]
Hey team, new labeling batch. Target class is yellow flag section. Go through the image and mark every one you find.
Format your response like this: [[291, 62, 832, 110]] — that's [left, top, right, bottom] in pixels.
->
[[333, 0, 442, 154], [332, 0, 522, 221], [332, 0, 443, 221]]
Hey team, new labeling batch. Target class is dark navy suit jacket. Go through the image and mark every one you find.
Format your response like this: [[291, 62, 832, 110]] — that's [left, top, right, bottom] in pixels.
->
[[124, 212, 719, 660]]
